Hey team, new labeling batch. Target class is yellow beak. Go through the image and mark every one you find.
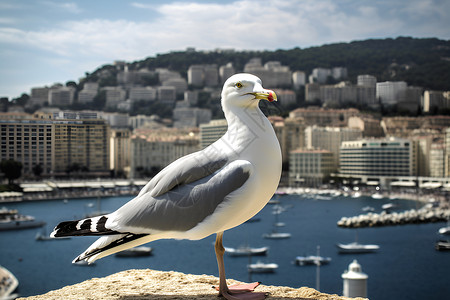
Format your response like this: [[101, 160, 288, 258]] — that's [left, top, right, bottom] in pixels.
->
[[251, 89, 277, 102]]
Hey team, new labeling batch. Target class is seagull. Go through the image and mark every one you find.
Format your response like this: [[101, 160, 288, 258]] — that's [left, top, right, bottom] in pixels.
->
[[51, 73, 282, 300]]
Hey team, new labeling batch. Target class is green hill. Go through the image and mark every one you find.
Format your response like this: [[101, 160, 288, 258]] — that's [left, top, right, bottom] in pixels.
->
[[89, 36, 450, 91]]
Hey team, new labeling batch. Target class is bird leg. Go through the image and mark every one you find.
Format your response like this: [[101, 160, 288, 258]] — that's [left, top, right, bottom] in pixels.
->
[[214, 232, 267, 299]]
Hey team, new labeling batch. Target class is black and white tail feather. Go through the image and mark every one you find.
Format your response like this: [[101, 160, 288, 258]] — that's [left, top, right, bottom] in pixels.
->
[[51, 215, 149, 264]]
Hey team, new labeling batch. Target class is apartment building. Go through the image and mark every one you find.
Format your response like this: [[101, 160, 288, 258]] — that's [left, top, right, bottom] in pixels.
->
[[130, 128, 200, 178], [305, 126, 362, 171], [0, 115, 53, 177], [110, 128, 131, 177], [339, 138, 414, 178], [199, 119, 228, 149], [52, 119, 110, 176], [0, 113, 110, 178], [270, 116, 305, 164], [289, 148, 334, 187]]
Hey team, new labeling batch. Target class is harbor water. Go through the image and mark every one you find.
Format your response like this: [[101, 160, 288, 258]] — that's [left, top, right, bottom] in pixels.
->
[[0, 193, 449, 300]]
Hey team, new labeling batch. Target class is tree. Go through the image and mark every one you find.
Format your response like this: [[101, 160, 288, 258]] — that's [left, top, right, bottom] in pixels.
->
[[32, 164, 43, 178], [0, 159, 23, 184]]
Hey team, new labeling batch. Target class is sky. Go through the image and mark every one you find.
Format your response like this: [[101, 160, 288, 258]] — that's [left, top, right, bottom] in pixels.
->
[[1, 0, 449, 99]]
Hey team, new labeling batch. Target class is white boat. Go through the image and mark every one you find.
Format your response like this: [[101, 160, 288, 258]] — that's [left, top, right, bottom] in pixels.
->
[[0, 207, 45, 231], [263, 232, 291, 239], [337, 242, 380, 253], [362, 206, 375, 212], [0, 265, 18, 300], [372, 193, 384, 199], [439, 226, 450, 235], [225, 246, 268, 257], [247, 261, 278, 273], [296, 255, 331, 266], [435, 240, 450, 251], [263, 204, 291, 239], [115, 246, 152, 257]]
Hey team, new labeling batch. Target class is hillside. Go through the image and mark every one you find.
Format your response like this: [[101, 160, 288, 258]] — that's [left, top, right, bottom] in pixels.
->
[[89, 37, 450, 91]]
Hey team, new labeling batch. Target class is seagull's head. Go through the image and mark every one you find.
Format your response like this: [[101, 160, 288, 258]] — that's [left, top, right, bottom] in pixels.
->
[[221, 73, 277, 109]]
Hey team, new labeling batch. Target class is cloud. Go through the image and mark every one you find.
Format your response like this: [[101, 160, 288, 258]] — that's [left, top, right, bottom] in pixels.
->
[[40, 1, 82, 14], [1, 0, 449, 66]]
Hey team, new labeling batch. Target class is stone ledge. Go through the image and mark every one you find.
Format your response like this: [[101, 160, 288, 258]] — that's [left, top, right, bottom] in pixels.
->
[[18, 269, 366, 300]]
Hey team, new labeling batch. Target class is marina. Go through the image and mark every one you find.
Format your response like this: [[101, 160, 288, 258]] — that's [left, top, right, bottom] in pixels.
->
[[0, 193, 448, 299]]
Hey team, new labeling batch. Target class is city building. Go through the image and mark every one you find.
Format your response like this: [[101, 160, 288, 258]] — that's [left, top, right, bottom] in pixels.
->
[[0, 114, 53, 177], [110, 128, 131, 177], [423, 90, 450, 113], [52, 118, 110, 177], [78, 82, 99, 104], [376, 81, 407, 107], [101, 112, 129, 128], [339, 138, 414, 180], [309, 68, 331, 84], [305, 83, 321, 102], [274, 89, 296, 106], [0, 113, 110, 178], [128, 87, 157, 102], [28, 87, 50, 107], [117, 67, 156, 86], [173, 105, 212, 128], [290, 107, 359, 127], [292, 71, 306, 89], [445, 128, 450, 177], [270, 116, 306, 164], [429, 142, 445, 178], [289, 148, 334, 186], [319, 82, 377, 108], [130, 128, 199, 178], [348, 116, 384, 137], [157, 86, 176, 105], [187, 65, 204, 87], [219, 63, 235, 83], [199, 119, 228, 149], [357, 75, 377, 88], [305, 126, 362, 171], [103, 87, 126, 109], [243, 59, 291, 88], [49, 86, 75, 107], [162, 78, 188, 95]]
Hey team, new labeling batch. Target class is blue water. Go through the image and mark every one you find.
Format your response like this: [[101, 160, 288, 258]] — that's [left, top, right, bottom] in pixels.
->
[[0, 194, 449, 300]]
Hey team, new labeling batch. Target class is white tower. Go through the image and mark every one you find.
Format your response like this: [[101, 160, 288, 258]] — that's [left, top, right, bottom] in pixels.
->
[[342, 259, 368, 298]]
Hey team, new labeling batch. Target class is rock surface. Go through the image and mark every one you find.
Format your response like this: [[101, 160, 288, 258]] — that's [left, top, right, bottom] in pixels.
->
[[18, 269, 366, 300]]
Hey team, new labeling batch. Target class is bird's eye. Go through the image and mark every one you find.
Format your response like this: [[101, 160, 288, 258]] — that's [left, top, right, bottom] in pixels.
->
[[235, 82, 243, 89]]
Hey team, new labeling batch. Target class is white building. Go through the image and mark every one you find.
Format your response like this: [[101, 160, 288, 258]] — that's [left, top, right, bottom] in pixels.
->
[[289, 148, 334, 186], [78, 83, 98, 104], [274, 89, 296, 106], [219, 63, 235, 83], [292, 71, 306, 89], [305, 126, 363, 171], [49, 86, 75, 106], [423, 90, 450, 113], [357, 75, 377, 88], [173, 106, 212, 128], [101, 112, 129, 128], [129, 87, 157, 102], [199, 119, 228, 148], [103, 87, 126, 109], [157, 86, 176, 105], [340, 137, 414, 177], [162, 78, 188, 95], [187, 65, 204, 87], [376, 81, 407, 106]]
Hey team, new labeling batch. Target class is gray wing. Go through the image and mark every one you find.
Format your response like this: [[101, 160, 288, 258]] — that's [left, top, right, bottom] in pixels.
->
[[109, 160, 252, 232], [137, 148, 228, 198]]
